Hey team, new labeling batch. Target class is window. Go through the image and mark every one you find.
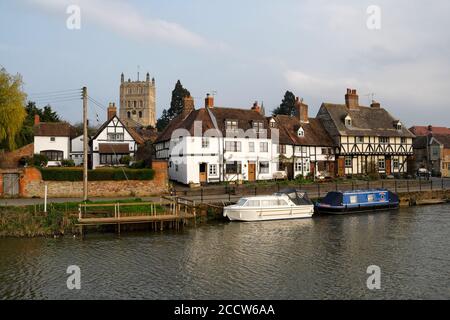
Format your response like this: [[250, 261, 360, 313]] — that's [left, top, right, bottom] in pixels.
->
[[260, 142, 268, 152], [270, 120, 276, 128], [401, 137, 407, 144], [393, 159, 399, 169], [367, 194, 374, 202], [226, 161, 242, 174], [248, 142, 255, 152], [41, 150, 63, 161], [379, 137, 389, 144], [107, 133, 124, 141], [247, 200, 260, 207], [175, 164, 179, 172], [100, 153, 129, 165], [378, 158, 385, 170], [202, 137, 209, 148], [295, 161, 302, 172], [225, 141, 241, 152], [321, 148, 329, 155], [278, 144, 286, 154], [252, 121, 264, 132], [127, 112, 131, 119], [298, 127, 304, 137], [209, 164, 217, 176], [350, 196, 358, 204], [345, 157, 352, 168], [356, 136, 364, 143], [138, 111, 142, 118], [345, 116, 352, 127], [50, 137, 56, 142], [259, 161, 270, 174], [225, 120, 238, 131]]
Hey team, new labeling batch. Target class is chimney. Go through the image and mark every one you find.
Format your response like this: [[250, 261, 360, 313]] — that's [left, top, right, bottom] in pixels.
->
[[251, 101, 262, 114], [370, 100, 381, 108], [428, 125, 433, 133], [34, 114, 40, 125], [295, 97, 309, 123], [345, 88, 359, 110], [205, 93, 214, 108], [107, 103, 117, 120], [182, 95, 195, 117]]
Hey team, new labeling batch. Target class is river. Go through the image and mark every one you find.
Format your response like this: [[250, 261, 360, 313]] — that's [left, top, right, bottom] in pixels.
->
[[0, 204, 449, 300]]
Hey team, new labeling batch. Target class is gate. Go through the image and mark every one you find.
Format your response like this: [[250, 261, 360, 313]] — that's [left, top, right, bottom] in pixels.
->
[[3, 173, 19, 197]]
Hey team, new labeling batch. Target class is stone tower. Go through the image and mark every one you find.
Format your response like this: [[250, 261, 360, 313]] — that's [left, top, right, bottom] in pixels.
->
[[119, 72, 156, 128]]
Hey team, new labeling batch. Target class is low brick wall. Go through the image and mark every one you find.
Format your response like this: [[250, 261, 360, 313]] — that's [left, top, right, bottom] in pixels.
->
[[2, 160, 169, 198]]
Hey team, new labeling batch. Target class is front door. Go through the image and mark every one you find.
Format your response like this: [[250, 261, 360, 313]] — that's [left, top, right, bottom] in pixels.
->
[[338, 158, 345, 177], [386, 158, 392, 175], [3, 173, 19, 197], [199, 163, 207, 183], [248, 162, 256, 182]]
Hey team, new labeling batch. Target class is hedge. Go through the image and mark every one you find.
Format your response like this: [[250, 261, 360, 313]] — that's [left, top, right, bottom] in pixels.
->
[[39, 168, 155, 181]]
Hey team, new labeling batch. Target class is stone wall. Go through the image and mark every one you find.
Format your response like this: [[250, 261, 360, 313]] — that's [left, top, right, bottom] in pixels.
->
[[1, 160, 168, 198]]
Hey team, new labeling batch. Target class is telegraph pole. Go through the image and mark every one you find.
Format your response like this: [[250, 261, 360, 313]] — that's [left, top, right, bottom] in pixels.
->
[[82, 87, 88, 201]]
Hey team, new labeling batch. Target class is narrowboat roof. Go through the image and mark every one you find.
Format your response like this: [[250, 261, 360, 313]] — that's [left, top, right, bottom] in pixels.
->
[[337, 189, 390, 195]]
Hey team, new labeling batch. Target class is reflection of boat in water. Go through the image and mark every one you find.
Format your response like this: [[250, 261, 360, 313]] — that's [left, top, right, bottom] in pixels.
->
[[223, 189, 314, 222], [315, 189, 399, 215]]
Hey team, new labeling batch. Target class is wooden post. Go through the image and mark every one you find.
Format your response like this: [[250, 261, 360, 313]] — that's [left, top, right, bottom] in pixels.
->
[[82, 87, 88, 202]]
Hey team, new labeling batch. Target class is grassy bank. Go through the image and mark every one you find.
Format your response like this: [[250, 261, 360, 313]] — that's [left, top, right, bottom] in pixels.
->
[[0, 199, 165, 238]]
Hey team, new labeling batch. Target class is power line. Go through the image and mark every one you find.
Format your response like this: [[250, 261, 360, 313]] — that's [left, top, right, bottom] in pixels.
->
[[28, 88, 81, 96]]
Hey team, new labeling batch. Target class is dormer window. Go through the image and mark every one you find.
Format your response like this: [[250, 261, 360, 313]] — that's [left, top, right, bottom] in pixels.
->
[[225, 120, 238, 131], [394, 121, 402, 130], [345, 115, 352, 127], [252, 121, 264, 132], [298, 127, 305, 137], [269, 119, 276, 128]]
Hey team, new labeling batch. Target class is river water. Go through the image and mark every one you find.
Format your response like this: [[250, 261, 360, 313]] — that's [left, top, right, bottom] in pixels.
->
[[0, 204, 449, 300]]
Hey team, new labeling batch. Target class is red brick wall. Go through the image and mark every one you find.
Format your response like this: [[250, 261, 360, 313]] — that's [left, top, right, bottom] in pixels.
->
[[0, 144, 34, 169]]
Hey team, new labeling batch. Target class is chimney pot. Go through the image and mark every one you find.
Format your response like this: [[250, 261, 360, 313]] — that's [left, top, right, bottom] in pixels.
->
[[345, 88, 359, 110], [107, 103, 117, 120], [295, 98, 309, 123], [205, 94, 214, 108]]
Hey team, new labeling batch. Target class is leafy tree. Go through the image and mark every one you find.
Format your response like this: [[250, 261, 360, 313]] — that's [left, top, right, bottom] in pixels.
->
[[272, 91, 297, 116], [15, 102, 62, 148], [156, 80, 191, 132], [0, 68, 27, 151]]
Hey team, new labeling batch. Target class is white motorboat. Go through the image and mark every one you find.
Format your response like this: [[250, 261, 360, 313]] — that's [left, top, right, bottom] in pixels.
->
[[223, 188, 314, 222]]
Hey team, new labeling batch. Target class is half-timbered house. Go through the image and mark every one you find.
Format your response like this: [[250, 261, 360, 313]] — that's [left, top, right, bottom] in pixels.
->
[[317, 89, 415, 176]]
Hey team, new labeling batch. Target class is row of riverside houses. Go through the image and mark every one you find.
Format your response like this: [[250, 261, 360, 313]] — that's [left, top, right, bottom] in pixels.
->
[[154, 88, 415, 185], [33, 105, 146, 169]]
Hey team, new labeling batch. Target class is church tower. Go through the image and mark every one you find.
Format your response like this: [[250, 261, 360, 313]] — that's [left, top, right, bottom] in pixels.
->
[[119, 72, 156, 128]]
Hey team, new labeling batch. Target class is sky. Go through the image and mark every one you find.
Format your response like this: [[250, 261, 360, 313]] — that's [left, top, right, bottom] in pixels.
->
[[0, 0, 449, 127]]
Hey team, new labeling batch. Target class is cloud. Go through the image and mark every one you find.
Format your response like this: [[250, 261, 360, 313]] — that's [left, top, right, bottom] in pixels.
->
[[28, 0, 223, 50]]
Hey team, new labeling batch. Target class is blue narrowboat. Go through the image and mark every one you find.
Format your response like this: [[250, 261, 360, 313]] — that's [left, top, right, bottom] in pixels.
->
[[315, 189, 399, 214]]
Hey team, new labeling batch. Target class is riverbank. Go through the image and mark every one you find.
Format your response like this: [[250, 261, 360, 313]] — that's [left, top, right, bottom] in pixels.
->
[[1, 190, 449, 238]]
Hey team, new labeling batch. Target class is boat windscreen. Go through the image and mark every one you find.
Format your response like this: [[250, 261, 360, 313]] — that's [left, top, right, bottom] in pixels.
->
[[280, 189, 313, 205]]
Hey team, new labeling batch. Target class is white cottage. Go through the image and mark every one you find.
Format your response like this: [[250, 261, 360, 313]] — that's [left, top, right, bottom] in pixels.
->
[[33, 115, 75, 166], [90, 106, 143, 169], [155, 95, 278, 185]]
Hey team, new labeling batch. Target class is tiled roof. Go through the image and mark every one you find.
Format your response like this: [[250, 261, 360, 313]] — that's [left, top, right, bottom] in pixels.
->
[[433, 134, 450, 149], [98, 143, 130, 153], [273, 115, 335, 147], [409, 126, 450, 136], [321, 103, 415, 138], [34, 122, 75, 138]]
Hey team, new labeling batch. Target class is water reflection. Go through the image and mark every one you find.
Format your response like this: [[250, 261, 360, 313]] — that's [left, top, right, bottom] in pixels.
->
[[0, 204, 449, 299]]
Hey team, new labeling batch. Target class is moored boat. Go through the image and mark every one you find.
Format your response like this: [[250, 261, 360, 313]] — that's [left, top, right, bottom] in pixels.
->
[[223, 188, 314, 222], [315, 189, 399, 215]]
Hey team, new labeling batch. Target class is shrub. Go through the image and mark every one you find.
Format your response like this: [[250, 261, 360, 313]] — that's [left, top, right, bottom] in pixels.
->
[[129, 160, 146, 169], [61, 159, 75, 167], [39, 168, 155, 181], [120, 155, 133, 166], [25, 154, 48, 167]]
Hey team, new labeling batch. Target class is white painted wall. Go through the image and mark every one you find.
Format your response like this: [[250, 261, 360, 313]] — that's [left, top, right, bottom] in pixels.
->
[[34, 136, 70, 166]]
